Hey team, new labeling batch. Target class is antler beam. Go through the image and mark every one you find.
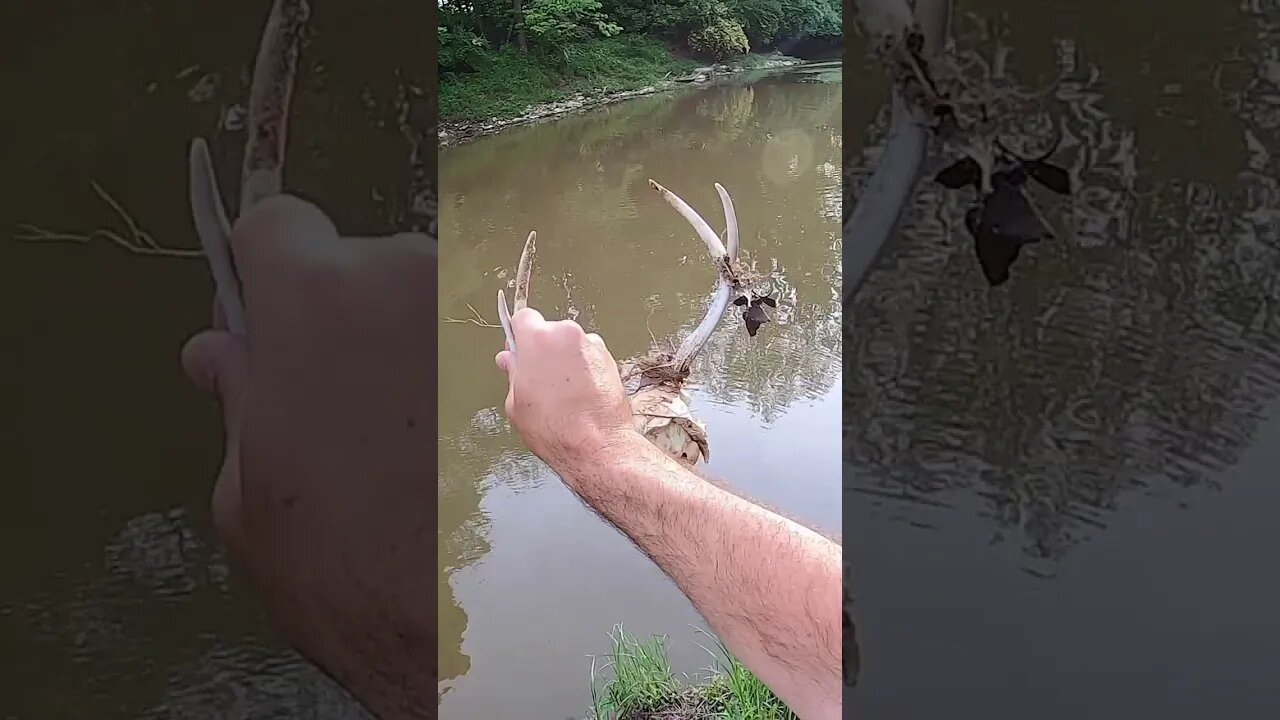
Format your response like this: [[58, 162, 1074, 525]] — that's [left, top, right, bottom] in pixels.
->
[[844, 0, 953, 309]]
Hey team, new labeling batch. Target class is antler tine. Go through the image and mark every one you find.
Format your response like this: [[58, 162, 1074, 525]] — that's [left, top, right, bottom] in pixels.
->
[[714, 183, 739, 260], [186, 0, 310, 337], [241, 0, 310, 212], [498, 230, 537, 352], [647, 179, 740, 371], [189, 139, 245, 334], [497, 289, 516, 352], [649, 179, 728, 260], [513, 230, 536, 311]]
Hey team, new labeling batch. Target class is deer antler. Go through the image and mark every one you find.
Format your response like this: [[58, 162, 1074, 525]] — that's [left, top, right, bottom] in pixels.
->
[[844, 0, 953, 307], [497, 230, 536, 353], [188, 0, 310, 335], [648, 180, 742, 373], [493, 181, 744, 466]]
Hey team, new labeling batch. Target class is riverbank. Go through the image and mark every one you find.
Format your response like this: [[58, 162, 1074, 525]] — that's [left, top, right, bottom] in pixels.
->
[[586, 626, 797, 720], [438, 36, 807, 147]]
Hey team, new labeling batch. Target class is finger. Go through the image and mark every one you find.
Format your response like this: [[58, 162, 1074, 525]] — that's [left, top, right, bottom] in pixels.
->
[[508, 306, 546, 339], [495, 350, 514, 374], [230, 192, 339, 277], [180, 329, 249, 562], [583, 332, 623, 378], [180, 329, 249, 422]]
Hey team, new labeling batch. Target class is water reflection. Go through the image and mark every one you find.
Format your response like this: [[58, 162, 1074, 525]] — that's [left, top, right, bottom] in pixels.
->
[[438, 66, 841, 717], [845, 3, 1280, 715], [845, 1, 1280, 566]]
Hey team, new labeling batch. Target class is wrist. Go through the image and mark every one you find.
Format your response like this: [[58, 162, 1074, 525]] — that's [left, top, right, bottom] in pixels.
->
[[551, 426, 651, 490]]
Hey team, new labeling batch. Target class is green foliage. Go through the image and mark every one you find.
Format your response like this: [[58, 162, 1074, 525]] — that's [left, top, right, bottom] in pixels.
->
[[730, 0, 840, 47], [439, 36, 694, 121], [438, 0, 840, 120], [439, 45, 559, 120], [689, 17, 750, 59], [438, 25, 490, 73], [438, 0, 841, 58], [524, 0, 623, 54], [588, 625, 797, 719], [651, 0, 731, 31]]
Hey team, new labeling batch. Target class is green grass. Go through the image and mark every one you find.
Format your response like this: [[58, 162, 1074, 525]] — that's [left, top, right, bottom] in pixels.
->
[[439, 35, 696, 123], [588, 625, 799, 720]]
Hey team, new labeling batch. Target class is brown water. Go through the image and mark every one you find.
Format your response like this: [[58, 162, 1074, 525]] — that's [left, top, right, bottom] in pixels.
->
[[437, 63, 842, 718], [0, 1, 430, 716], [845, 1, 1280, 715]]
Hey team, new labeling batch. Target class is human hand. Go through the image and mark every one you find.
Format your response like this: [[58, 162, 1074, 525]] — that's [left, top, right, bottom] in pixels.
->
[[180, 194, 437, 718], [494, 309, 638, 478]]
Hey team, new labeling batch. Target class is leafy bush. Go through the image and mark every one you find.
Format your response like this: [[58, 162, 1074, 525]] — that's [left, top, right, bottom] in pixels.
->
[[652, 0, 731, 32], [438, 25, 490, 74], [689, 18, 750, 59], [524, 0, 623, 54], [730, 0, 840, 46]]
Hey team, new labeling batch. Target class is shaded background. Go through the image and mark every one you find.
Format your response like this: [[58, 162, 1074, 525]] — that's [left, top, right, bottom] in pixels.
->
[[1, 1, 433, 716], [845, 0, 1280, 716]]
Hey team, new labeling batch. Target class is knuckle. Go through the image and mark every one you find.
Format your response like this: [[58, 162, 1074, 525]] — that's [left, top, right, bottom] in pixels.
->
[[549, 319, 585, 341], [232, 194, 324, 258]]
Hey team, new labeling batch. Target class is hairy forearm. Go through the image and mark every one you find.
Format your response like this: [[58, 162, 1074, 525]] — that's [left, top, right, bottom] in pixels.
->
[[558, 435, 842, 720]]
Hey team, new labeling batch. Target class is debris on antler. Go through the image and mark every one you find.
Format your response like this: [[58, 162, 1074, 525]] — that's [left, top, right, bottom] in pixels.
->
[[846, 0, 1071, 299]]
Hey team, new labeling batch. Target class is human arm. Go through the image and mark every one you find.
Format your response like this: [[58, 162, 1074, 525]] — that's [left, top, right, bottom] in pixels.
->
[[496, 309, 841, 720], [566, 434, 842, 720]]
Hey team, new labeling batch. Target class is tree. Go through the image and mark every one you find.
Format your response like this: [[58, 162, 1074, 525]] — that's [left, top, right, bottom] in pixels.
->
[[523, 0, 623, 54]]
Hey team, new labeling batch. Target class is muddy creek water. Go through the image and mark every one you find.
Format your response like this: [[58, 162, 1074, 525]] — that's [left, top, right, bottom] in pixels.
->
[[438, 63, 841, 717], [846, 1, 1280, 716], [1, 1, 429, 717]]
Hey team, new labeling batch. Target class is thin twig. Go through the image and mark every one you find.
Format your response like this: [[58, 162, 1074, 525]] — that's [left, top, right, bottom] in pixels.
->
[[442, 302, 501, 328], [14, 183, 203, 259]]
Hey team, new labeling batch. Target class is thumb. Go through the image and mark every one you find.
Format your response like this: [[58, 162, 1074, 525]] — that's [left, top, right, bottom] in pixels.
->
[[495, 349, 514, 374], [182, 329, 249, 409]]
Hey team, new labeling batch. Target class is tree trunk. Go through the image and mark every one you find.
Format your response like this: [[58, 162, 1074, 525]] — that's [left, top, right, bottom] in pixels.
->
[[513, 0, 527, 52], [471, 1, 487, 42]]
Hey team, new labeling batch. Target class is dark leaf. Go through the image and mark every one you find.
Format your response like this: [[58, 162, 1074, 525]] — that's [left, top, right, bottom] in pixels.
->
[[742, 303, 770, 337], [1025, 161, 1071, 195], [758, 295, 777, 308], [934, 157, 981, 190], [733, 295, 749, 306], [974, 233, 1022, 287], [981, 185, 1049, 244]]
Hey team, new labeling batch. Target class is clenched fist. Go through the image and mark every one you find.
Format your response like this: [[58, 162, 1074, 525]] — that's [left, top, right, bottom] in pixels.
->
[[494, 309, 636, 481]]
